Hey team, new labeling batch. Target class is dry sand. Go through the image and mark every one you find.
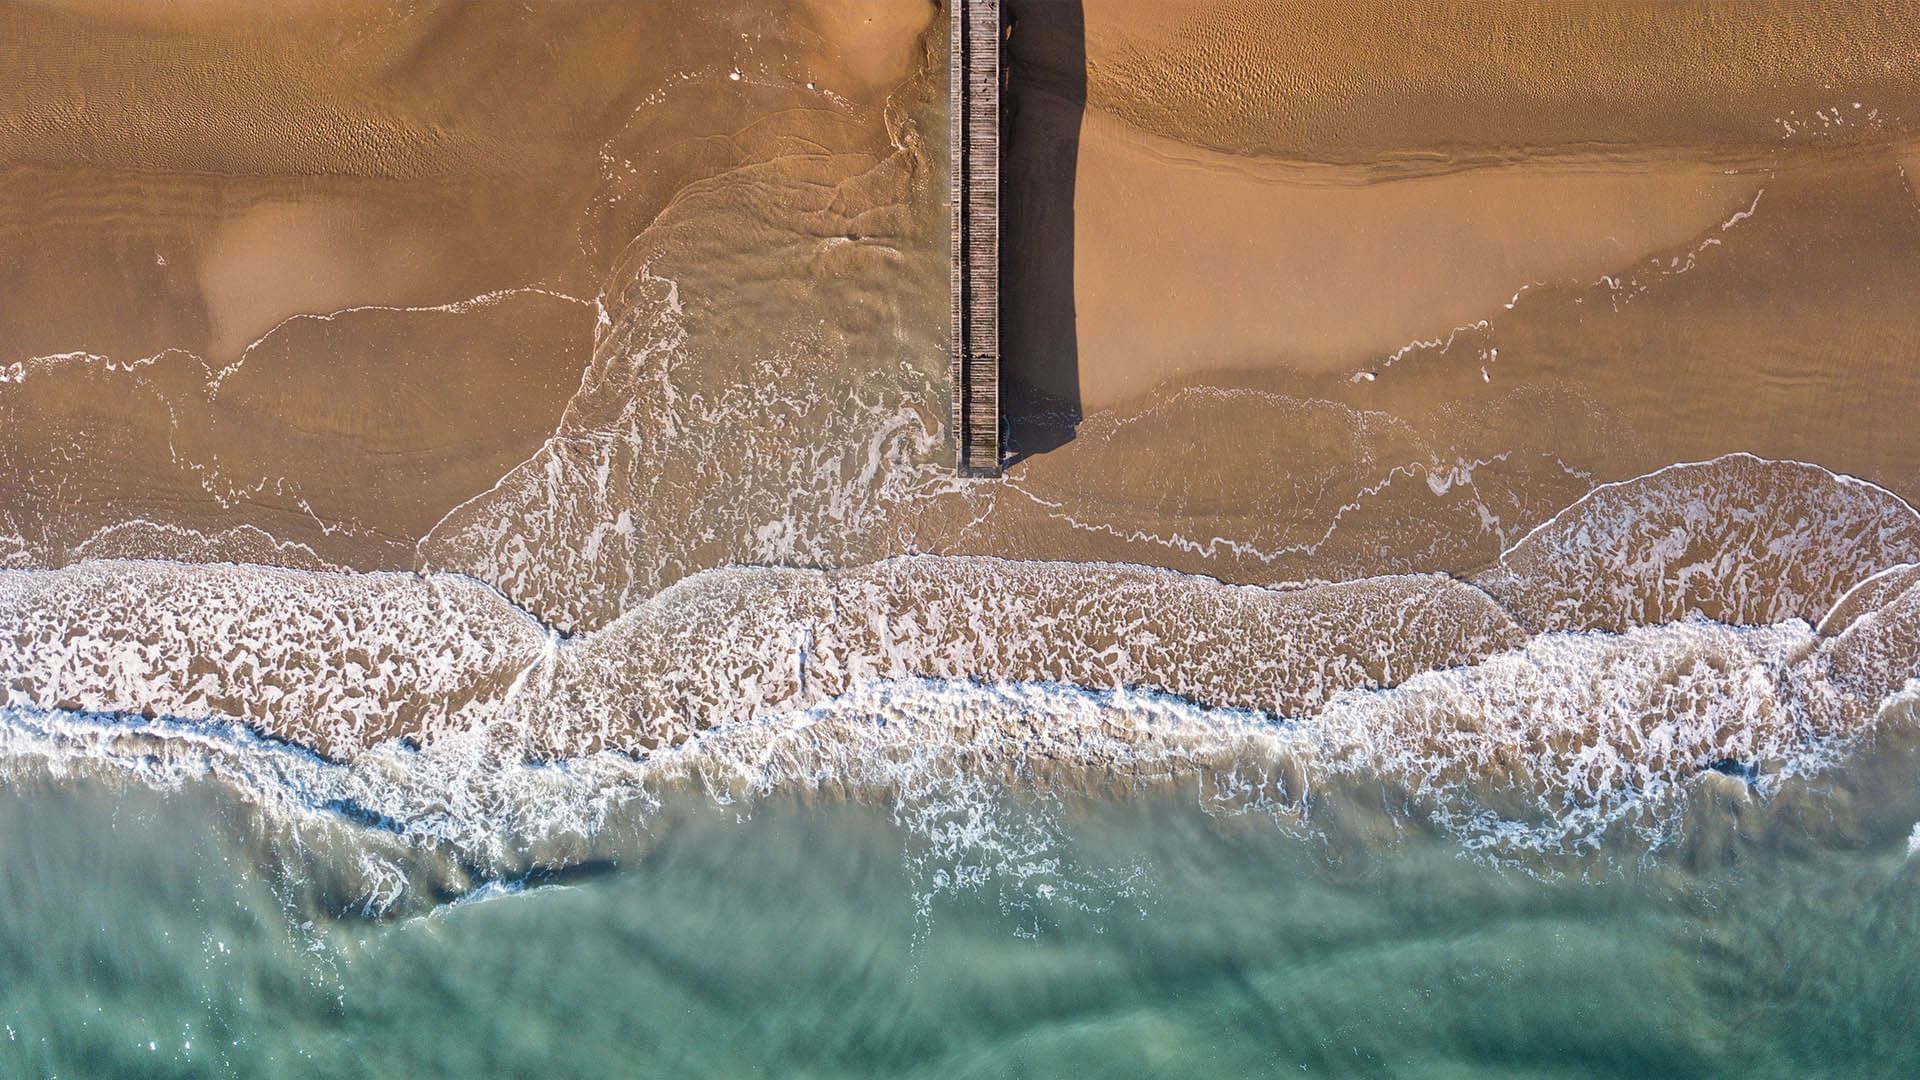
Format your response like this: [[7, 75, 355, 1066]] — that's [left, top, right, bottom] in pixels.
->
[[1066, 109, 1762, 405], [7, 0, 1920, 634], [967, 0, 1920, 588], [1002, 0, 1920, 406], [0, 0, 945, 572]]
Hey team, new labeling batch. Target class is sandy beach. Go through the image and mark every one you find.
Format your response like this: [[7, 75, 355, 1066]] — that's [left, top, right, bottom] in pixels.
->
[[957, 0, 1920, 592], [10, 4, 1920, 1073], [7, 0, 1920, 622], [0, 0, 944, 575]]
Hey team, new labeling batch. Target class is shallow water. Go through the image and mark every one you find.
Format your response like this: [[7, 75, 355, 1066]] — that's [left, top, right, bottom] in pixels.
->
[[6, 735, 1920, 1079], [8, 2, 1920, 1074]]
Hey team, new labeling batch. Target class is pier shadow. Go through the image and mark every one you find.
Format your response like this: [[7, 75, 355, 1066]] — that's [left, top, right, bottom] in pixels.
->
[[1000, 0, 1085, 467]]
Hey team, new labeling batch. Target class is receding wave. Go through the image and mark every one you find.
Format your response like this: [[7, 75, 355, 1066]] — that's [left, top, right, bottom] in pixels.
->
[[0, 561, 546, 758], [416, 125, 955, 634], [0, 556, 1519, 757], [1475, 453, 1920, 632], [1820, 569, 1920, 703], [1820, 562, 1920, 635]]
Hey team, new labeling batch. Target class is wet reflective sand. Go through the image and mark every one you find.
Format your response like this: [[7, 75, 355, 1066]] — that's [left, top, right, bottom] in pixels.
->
[[6, 3, 1920, 1073]]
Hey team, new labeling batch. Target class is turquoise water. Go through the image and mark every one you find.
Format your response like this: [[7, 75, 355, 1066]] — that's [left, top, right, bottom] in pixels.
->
[[5, 720, 1920, 1078]]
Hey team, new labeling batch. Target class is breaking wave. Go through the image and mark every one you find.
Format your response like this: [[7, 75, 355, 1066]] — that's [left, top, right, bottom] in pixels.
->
[[2, 612, 1915, 916], [4, 454, 1920, 913]]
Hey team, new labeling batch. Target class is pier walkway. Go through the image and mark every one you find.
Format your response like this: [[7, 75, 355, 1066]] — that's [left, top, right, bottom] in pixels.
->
[[951, 0, 1001, 477]]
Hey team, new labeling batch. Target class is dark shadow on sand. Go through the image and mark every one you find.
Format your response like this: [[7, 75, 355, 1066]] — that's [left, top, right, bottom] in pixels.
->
[[1000, 0, 1085, 467]]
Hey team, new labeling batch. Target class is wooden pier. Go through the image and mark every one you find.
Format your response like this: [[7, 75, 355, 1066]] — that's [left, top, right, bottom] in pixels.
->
[[951, 0, 1002, 477]]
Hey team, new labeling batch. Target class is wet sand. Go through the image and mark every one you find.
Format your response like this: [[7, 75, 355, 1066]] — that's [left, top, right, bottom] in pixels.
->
[[1082, 1, 1920, 163], [12, 11, 1920, 1070], [964, 0, 1920, 593], [1, 0, 945, 574], [6, 0, 1920, 641]]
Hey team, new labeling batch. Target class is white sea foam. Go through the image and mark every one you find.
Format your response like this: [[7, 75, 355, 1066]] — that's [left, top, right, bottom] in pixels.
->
[[0, 561, 546, 758], [70, 520, 341, 571], [1819, 563, 1920, 636], [0, 555, 1520, 758], [1477, 453, 1920, 632], [0, 347, 197, 386], [0, 607, 1910, 915], [4, 455, 1920, 910], [418, 116, 956, 633], [413, 262, 954, 631], [508, 558, 1522, 755]]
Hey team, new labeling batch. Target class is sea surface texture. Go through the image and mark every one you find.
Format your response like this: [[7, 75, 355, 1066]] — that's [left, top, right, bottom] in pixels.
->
[[5, 1, 1920, 1075]]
